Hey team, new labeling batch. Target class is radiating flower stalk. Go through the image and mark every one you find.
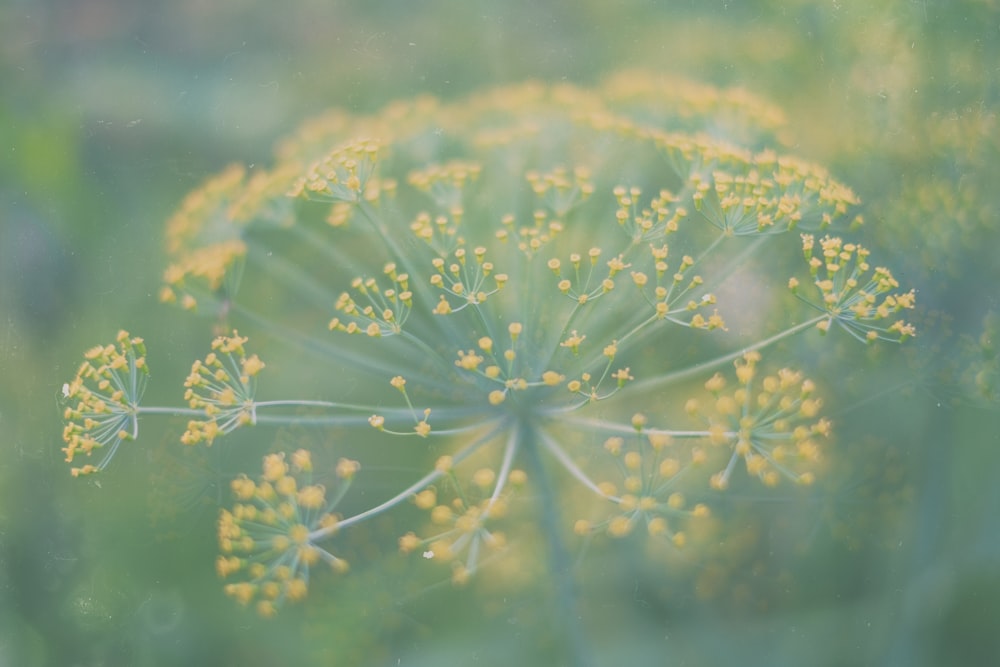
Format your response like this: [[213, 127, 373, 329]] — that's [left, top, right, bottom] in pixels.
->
[[60, 71, 916, 630]]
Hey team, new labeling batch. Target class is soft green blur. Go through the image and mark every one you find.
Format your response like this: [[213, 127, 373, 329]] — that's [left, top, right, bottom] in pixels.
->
[[2, 1, 998, 665]]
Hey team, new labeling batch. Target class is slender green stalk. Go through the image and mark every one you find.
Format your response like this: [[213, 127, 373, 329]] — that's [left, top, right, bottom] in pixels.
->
[[310, 419, 504, 540], [521, 420, 595, 667], [629, 314, 826, 392]]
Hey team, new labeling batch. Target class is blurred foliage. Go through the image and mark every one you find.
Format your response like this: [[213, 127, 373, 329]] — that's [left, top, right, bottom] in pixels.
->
[[1, 0, 999, 665]]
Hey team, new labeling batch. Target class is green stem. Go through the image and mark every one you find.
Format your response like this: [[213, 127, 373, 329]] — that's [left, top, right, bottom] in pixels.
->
[[308, 419, 504, 541], [538, 426, 615, 501], [555, 417, 713, 440], [629, 314, 826, 393], [520, 420, 594, 667], [136, 406, 203, 417]]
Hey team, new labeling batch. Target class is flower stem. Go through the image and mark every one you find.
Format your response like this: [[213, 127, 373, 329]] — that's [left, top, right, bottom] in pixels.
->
[[629, 314, 826, 392], [538, 427, 616, 500], [520, 420, 595, 667], [309, 419, 503, 541], [136, 406, 203, 416]]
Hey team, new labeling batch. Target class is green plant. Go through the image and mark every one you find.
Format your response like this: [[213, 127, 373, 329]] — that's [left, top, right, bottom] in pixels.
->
[[59, 71, 915, 650]]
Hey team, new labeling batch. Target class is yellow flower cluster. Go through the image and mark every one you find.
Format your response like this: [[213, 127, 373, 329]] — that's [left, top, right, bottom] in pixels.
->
[[329, 263, 413, 336], [217, 449, 356, 617], [790, 234, 916, 342], [686, 351, 829, 490], [407, 159, 482, 211], [159, 165, 250, 311], [579, 422, 711, 546], [158, 161, 304, 311], [684, 149, 860, 235], [399, 459, 526, 584], [600, 70, 789, 142], [60, 330, 148, 476], [428, 245, 508, 314], [613, 185, 684, 242], [182, 331, 265, 445], [621, 239, 725, 330], [288, 138, 385, 203], [526, 166, 594, 217]]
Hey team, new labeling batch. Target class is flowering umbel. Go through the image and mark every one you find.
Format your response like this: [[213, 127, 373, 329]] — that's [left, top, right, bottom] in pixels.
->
[[217, 450, 355, 617], [182, 331, 265, 445], [60, 72, 915, 618], [61, 330, 148, 476], [790, 234, 916, 342]]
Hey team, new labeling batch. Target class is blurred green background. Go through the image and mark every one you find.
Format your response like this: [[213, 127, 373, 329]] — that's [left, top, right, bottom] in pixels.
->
[[2, 0, 999, 665]]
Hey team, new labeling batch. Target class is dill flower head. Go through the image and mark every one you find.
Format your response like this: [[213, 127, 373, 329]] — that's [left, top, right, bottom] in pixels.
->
[[182, 330, 265, 445], [790, 233, 916, 342], [217, 449, 354, 617], [62, 72, 916, 614], [174, 73, 914, 607], [60, 330, 148, 476]]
